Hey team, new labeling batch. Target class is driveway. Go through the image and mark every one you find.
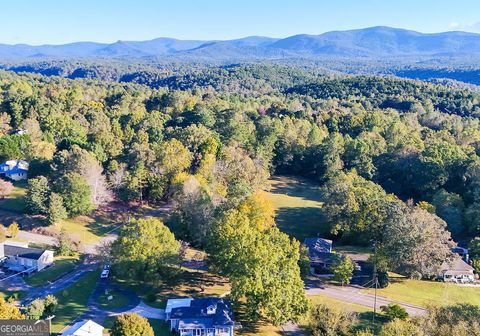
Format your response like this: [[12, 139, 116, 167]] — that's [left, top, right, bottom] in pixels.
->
[[22, 262, 97, 304], [16, 230, 57, 246]]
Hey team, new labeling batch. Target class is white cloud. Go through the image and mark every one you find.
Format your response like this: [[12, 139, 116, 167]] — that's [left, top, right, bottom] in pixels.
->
[[448, 21, 480, 32], [448, 22, 460, 29]]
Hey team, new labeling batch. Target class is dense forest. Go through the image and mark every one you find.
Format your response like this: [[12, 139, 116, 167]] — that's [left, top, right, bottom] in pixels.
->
[[1, 64, 480, 328]]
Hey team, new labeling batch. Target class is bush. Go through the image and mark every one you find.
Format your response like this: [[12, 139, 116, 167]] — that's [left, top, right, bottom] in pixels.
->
[[381, 303, 408, 321], [308, 304, 357, 336]]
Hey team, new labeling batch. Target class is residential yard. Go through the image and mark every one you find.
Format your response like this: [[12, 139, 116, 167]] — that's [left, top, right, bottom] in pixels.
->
[[362, 277, 480, 307], [45, 204, 130, 243], [24, 256, 80, 287], [264, 175, 328, 241], [50, 269, 100, 333], [115, 267, 230, 309], [0, 182, 27, 213], [96, 289, 130, 310], [114, 247, 229, 309]]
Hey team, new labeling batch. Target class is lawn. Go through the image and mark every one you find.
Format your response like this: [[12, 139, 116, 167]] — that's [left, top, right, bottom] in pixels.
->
[[50, 269, 100, 333], [0, 182, 27, 213], [46, 215, 120, 244], [115, 267, 230, 309], [25, 256, 80, 287], [96, 289, 130, 310], [362, 277, 480, 308], [264, 176, 328, 241]]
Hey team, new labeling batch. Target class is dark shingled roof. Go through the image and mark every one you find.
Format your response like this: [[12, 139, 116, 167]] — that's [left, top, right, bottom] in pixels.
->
[[171, 298, 234, 328], [303, 238, 335, 264], [4, 244, 46, 260]]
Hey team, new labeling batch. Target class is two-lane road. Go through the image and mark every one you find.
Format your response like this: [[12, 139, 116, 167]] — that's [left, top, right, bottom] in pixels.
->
[[305, 280, 427, 316]]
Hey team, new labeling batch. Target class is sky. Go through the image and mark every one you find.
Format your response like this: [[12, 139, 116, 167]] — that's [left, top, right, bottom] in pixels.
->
[[1, 0, 480, 45]]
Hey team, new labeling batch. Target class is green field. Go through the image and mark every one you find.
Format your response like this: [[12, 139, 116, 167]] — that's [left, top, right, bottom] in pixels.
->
[[46, 214, 121, 244], [0, 183, 27, 213], [362, 278, 480, 308], [25, 256, 80, 287], [264, 176, 328, 240], [50, 269, 100, 333]]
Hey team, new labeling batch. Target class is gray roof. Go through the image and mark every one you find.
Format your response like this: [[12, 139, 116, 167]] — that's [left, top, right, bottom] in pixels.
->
[[303, 238, 332, 253], [440, 258, 474, 273], [172, 298, 234, 328], [303, 238, 334, 263], [4, 244, 47, 260]]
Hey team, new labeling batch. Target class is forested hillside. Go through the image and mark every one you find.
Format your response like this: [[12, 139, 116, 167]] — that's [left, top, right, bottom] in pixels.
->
[[1, 66, 480, 327]]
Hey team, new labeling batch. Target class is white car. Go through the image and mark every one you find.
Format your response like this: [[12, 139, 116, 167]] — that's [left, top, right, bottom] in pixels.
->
[[100, 269, 110, 279]]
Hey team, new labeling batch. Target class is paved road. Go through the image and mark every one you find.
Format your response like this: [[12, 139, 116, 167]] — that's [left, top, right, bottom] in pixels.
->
[[16, 230, 57, 246], [22, 262, 97, 304], [305, 280, 427, 316]]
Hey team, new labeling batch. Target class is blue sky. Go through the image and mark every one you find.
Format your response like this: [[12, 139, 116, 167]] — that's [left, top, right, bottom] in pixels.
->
[[1, 0, 480, 45]]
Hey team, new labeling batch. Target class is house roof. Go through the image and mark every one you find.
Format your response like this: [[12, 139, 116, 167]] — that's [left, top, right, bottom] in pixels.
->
[[170, 298, 234, 328], [440, 258, 474, 274], [0, 160, 28, 172], [303, 238, 332, 253], [60, 320, 103, 336], [303, 238, 334, 263], [4, 244, 49, 260], [166, 298, 193, 314]]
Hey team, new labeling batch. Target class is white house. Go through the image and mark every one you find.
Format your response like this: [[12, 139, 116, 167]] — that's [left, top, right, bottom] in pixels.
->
[[60, 320, 104, 336], [0, 242, 54, 273], [0, 160, 28, 181], [166, 297, 236, 336], [438, 258, 475, 283]]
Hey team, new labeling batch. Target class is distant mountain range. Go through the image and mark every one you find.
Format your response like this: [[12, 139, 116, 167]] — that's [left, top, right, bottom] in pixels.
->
[[1, 26, 480, 60]]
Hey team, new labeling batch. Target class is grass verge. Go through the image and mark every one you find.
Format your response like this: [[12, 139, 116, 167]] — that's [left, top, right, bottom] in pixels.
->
[[25, 256, 80, 287], [50, 269, 100, 333]]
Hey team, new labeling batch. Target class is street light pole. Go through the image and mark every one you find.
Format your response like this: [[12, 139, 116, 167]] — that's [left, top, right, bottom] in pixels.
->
[[372, 242, 378, 325]]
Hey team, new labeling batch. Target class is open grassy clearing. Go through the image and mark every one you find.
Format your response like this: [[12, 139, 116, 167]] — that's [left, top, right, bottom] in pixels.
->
[[362, 277, 480, 307], [25, 256, 80, 287], [45, 204, 130, 243], [0, 182, 27, 213], [264, 175, 328, 241], [50, 269, 100, 333]]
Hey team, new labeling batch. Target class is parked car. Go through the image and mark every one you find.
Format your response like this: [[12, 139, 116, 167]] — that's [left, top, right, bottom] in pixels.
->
[[103, 263, 111, 270], [100, 269, 110, 279]]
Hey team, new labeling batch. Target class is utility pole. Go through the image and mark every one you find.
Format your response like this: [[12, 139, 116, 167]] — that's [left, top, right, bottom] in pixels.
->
[[372, 241, 378, 325]]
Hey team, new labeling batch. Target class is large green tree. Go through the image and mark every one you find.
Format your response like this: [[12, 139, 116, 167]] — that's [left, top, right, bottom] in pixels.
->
[[211, 207, 308, 325], [54, 173, 94, 216], [110, 313, 154, 336], [111, 218, 181, 283]]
